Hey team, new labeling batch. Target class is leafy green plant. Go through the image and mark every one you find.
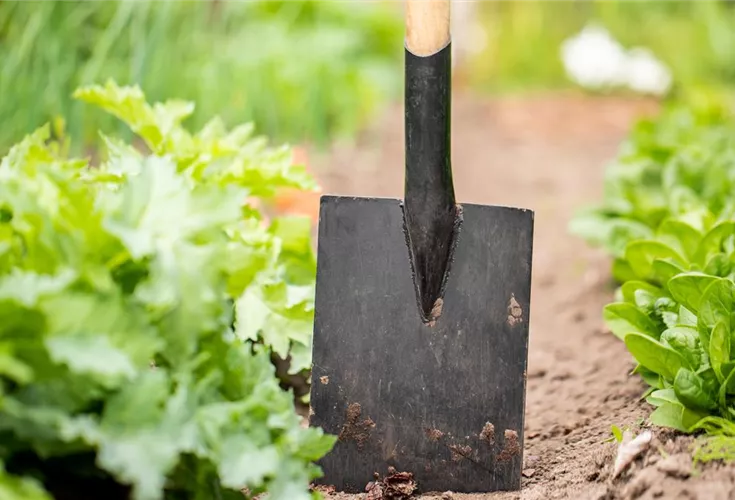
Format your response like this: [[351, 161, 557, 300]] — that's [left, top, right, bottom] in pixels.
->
[[0, 81, 335, 499], [0, 0, 403, 153], [570, 94, 735, 457]]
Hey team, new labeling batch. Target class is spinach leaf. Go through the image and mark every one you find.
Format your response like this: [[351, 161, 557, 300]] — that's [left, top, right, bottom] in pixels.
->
[[604, 303, 660, 340], [674, 368, 717, 411], [625, 333, 688, 380]]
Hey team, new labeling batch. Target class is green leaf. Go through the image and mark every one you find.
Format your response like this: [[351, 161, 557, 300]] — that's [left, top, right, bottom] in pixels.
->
[[695, 221, 735, 265], [0, 268, 76, 308], [653, 259, 687, 285], [699, 278, 734, 330], [625, 332, 688, 380], [646, 388, 681, 407], [657, 219, 702, 260], [679, 305, 699, 327], [604, 303, 660, 340], [625, 240, 686, 282], [660, 326, 700, 371], [621, 281, 665, 308], [45, 335, 136, 383], [704, 253, 731, 277], [635, 364, 664, 389], [668, 273, 719, 314], [710, 320, 731, 382], [718, 364, 735, 407], [650, 402, 689, 432], [611, 424, 624, 443], [674, 368, 718, 411], [0, 462, 52, 500], [613, 258, 638, 283], [217, 438, 280, 489], [650, 402, 706, 433]]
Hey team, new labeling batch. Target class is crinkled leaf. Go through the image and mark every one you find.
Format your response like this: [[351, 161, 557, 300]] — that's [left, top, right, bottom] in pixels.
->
[[620, 281, 665, 309], [660, 326, 700, 371], [674, 367, 717, 411]]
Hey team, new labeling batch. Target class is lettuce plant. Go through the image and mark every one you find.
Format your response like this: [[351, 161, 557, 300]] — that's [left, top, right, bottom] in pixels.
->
[[0, 81, 335, 499], [571, 99, 735, 443]]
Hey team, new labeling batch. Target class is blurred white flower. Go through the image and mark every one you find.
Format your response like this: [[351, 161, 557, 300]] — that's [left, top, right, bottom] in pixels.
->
[[624, 47, 672, 96], [561, 24, 628, 89], [560, 24, 672, 96]]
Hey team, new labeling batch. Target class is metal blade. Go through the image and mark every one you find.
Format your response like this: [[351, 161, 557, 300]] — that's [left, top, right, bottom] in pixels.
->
[[309, 195, 534, 493]]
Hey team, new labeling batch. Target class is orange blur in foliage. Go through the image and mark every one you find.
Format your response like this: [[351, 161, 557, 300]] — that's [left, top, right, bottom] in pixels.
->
[[272, 146, 321, 223]]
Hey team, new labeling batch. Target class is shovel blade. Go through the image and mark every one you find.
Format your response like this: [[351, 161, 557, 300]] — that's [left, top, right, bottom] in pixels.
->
[[309, 195, 533, 493]]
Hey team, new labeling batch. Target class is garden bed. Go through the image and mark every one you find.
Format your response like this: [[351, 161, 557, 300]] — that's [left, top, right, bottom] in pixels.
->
[[294, 93, 735, 499]]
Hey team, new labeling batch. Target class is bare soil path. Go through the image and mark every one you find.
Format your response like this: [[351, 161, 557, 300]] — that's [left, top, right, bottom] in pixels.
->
[[292, 92, 735, 499]]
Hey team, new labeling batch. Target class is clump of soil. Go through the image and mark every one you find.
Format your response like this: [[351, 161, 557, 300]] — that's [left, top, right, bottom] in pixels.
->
[[448, 444, 473, 462], [497, 430, 520, 462], [425, 428, 445, 441], [338, 403, 376, 450], [507, 295, 523, 327], [480, 422, 495, 446], [365, 468, 417, 500]]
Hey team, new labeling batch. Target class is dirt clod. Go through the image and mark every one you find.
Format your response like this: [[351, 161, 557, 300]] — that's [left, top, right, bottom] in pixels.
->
[[430, 298, 444, 320], [448, 444, 473, 462], [425, 428, 444, 441], [621, 467, 661, 499], [365, 479, 383, 500], [441, 492, 454, 500], [507, 294, 523, 326], [338, 403, 376, 450], [655, 453, 691, 479], [479, 422, 495, 445], [497, 429, 521, 462], [310, 484, 336, 496], [365, 469, 417, 500]]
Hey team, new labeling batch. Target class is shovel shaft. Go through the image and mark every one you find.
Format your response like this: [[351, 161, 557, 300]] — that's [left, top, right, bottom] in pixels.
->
[[404, 0, 458, 322]]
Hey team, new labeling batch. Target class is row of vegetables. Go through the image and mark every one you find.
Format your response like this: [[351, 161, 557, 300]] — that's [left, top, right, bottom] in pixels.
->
[[571, 91, 735, 460]]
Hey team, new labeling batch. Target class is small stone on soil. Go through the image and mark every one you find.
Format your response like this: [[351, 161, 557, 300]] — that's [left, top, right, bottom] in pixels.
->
[[523, 468, 536, 478], [621, 467, 661, 499], [655, 453, 691, 479]]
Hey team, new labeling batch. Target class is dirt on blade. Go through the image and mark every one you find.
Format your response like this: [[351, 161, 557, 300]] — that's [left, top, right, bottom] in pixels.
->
[[301, 93, 735, 499]]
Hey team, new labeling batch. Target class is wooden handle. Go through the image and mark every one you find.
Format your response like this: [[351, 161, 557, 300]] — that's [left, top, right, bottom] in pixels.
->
[[405, 0, 450, 56]]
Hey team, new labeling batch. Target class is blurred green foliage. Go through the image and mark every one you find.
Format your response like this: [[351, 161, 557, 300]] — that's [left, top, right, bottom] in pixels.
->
[[470, 1, 735, 94], [0, 0, 403, 153]]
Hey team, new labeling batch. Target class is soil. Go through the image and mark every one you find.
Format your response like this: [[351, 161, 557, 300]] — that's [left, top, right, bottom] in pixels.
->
[[284, 92, 735, 499]]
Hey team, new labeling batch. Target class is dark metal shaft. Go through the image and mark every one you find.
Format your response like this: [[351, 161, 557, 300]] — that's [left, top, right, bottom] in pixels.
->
[[403, 43, 459, 322]]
